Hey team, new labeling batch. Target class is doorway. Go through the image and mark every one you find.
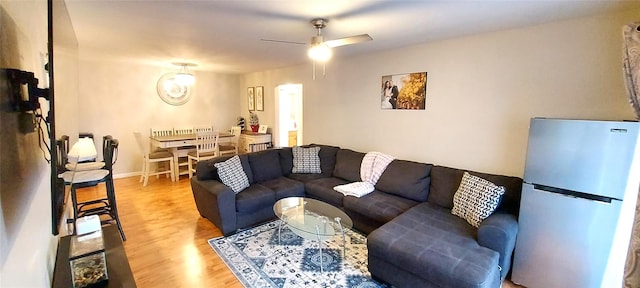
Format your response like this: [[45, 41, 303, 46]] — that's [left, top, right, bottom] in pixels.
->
[[275, 84, 303, 147]]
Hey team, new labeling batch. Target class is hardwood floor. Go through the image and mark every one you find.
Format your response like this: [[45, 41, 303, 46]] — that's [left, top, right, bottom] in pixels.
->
[[75, 175, 523, 288], [75, 175, 242, 287]]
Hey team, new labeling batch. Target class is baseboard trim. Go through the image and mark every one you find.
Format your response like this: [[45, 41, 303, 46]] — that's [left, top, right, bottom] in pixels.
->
[[114, 171, 141, 179]]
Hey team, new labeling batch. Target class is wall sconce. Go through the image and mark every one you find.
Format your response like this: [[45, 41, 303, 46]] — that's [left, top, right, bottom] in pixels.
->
[[173, 62, 195, 86]]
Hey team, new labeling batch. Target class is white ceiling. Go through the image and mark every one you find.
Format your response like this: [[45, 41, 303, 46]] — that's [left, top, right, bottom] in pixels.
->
[[65, 0, 640, 74]]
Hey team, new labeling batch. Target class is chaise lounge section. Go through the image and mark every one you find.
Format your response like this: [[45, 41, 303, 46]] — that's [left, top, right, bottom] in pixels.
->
[[190, 145, 522, 288], [367, 166, 522, 287]]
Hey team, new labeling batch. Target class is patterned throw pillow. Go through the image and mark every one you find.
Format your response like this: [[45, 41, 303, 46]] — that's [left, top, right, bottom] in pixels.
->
[[214, 155, 250, 193], [451, 172, 506, 227], [292, 146, 321, 174]]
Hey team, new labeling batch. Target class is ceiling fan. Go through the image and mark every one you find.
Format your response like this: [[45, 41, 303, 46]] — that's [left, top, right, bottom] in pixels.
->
[[261, 18, 372, 78]]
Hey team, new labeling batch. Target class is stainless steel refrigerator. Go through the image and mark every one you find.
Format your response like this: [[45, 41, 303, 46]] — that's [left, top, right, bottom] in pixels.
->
[[512, 118, 640, 288]]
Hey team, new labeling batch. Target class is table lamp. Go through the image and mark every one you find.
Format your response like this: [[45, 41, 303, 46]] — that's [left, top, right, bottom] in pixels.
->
[[68, 137, 97, 163]]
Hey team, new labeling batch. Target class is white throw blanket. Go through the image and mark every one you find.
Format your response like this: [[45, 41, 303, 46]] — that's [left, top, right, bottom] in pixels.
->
[[334, 152, 395, 197]]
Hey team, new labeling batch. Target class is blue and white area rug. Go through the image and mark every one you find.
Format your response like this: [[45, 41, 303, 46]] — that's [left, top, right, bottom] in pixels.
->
[[208, 220, 390, 288]]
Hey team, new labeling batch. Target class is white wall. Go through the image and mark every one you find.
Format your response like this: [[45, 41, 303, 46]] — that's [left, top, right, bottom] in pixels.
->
[[0, 0, 59, 286], [76, 58, 241, 176], [242, 8, 639, 177]]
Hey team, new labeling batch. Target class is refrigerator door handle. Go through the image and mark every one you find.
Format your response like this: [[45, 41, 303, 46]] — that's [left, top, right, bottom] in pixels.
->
[[532, 184, 616, 203]]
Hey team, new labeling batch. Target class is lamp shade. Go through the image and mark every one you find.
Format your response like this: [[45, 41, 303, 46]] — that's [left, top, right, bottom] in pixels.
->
[[68, 137, 97, 163]]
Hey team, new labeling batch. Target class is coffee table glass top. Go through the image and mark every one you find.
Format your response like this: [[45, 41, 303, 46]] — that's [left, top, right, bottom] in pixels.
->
[[273, 197, 352, 238]]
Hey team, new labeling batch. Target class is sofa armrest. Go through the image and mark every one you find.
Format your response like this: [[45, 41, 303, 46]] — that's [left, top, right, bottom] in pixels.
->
[[190, 177, 237, 236], [477, 212, 518, 280]]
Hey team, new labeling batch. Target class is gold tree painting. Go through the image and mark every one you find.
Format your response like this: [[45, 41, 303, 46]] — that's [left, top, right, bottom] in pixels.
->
[[381, 72, 427, 110]]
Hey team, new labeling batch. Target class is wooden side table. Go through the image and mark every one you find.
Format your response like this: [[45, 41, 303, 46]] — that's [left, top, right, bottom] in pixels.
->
[[239, 132, 272, 153], [52, 225, 136, 287]]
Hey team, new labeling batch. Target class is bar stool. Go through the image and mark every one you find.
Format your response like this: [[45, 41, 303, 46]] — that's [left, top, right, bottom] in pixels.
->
[[174, 127, 196, 178], [134, 131, 175, 186], [60, 138, 126, 241], [218, 126, 241, 156]]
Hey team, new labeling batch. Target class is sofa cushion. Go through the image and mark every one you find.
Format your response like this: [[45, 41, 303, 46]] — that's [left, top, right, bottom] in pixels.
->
[[429, 166, 462, 209], [214, 155, 250, 193], [248, 149, 283, 183], [278, 147, 294, 175], [482, 173, 522, 215], [429, 166, 522, 215], [368, 202, 500, 287], [343, 191, 419, 224], [333, 149, 365, 182], [315, 144, 340, 178], [196, 154, 253, 183], [292, 146, 321, 173], [287, 173, 329, 183], [260, 177, 305, 200], [197, 156, 230, 181], [376, 160, 432, 202], [280, 144, 340, 177], [452, 172, 506, 227], [305, 177, 350, 207], [235, 184, 275, 213]]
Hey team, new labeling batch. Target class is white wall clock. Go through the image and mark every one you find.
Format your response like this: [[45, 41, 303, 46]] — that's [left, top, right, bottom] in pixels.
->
[[157, 73, 191, 105]]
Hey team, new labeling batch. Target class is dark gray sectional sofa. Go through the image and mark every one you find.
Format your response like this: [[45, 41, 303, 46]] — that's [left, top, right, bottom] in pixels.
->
[[190, 144, 522, 288]]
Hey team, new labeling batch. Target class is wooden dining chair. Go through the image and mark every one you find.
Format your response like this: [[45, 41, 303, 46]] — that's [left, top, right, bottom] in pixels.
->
[[150, 128, 174, 137], [149, 128, 173, 154], [174, 127, 194, 135], [187, 131, 219, 178], [194, 126, 214, 133], [134, 132, 175, 186], [218, 126, 242, 156], [172, 127, 196, 177]]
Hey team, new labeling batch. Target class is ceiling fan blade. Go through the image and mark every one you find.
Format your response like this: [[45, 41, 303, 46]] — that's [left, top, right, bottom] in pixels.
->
[[260, 38, 307, 45], [324, 34, 372, 48]]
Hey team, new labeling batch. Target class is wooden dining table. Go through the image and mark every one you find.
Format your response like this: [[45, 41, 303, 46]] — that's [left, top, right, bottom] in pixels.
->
[[150, 133, 234, 180]]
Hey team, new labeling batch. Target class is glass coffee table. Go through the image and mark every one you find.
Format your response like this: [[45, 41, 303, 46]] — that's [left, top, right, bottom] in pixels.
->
[[273, 197, 353, 272]]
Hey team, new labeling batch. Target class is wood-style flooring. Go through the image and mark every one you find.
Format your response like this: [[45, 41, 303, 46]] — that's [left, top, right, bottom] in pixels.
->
[[75, 175, 522, 288], [75, 175, 240, 287]]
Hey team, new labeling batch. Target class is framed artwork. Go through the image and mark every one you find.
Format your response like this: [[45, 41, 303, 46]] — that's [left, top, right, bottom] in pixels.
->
[[380, 72, 427, 110], [247, 87, 255, 111], [256, 86, 264, 111], [258, 124, 268, 134]]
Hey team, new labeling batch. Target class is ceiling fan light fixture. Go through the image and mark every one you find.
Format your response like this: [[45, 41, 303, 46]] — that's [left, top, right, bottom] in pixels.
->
[[308, 44, 332, 62]]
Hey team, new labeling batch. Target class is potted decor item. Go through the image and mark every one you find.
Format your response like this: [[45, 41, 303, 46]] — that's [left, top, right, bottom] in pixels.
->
[[237, 116, 246, 130], [249, 111, 259, 132]]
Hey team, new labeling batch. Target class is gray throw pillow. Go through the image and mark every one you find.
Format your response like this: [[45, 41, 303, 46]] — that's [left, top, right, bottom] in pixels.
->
[[292, 146, 321, 174], [451, 172, 505, 227], [214, 155, 249, 193]]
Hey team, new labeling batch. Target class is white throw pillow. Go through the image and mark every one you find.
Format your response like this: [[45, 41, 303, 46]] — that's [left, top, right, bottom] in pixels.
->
[[292, 146, 321, 174], [451, 172, 506, 227], [214, 155, 250, 193]]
